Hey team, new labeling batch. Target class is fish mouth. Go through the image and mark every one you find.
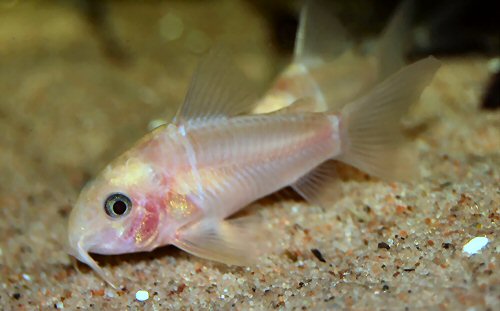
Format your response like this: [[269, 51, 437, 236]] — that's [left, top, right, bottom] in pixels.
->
[[69, 241, 118, 289]]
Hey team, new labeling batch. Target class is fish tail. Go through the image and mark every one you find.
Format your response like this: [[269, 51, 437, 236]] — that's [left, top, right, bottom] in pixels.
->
[[335, 57, 440, 181]]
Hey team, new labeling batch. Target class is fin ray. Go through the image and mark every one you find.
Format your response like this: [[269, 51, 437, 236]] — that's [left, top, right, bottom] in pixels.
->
[[337, 57, 441, 181], [291, 160, 341, 209], [173, 217, 266, 266], [175, 47, 259, 123]]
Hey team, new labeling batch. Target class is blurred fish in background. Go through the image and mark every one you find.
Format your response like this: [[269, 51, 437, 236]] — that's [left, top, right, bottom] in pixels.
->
[[70, 0, 498, 110], [250, 0, 499, 57], [249, 0, 499, 111], [253, 0, 415, 114]]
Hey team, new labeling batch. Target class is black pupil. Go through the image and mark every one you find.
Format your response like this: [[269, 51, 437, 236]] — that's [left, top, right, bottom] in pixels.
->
[[105, 193, 131, 218], [112, 200, 127, 215]]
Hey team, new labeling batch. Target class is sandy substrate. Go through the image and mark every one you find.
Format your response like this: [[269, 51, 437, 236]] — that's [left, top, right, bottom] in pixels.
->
[[0, 1, 499, 310]]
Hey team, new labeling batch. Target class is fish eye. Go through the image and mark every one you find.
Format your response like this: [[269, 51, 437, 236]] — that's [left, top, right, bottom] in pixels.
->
[[104, 193, 132, 218]]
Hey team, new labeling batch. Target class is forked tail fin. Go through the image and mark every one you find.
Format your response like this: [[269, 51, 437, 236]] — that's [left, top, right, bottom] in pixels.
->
[[337, 57, 440, 181]]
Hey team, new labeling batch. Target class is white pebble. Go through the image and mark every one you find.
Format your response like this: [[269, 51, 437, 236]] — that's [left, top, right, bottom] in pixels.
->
[[463, 236, 489, 255], [22, 274, 31, 282], [105, 289, 115, 298], [135, 290, 149, 302], [55, 302, 64, 309]]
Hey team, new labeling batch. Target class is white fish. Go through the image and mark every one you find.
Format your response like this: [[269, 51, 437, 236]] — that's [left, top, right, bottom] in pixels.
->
[[255, 0, 416, 114], [67, 46, 439, 287]]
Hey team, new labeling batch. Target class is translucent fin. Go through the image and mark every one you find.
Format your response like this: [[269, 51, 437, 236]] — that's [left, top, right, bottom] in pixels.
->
[[337, 57, 441, 181], [268, 97, 317, 114], [291, 160, 341, 209], [294, 0, 350, 67], [375, 0, 415, 80], [173, 217, 266, 266], [174, 47, 259, 123]]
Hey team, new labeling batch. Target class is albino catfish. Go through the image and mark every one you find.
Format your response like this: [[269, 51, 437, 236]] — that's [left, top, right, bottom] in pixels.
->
[[68, 1, 439, 287], [256, 0, 416, 114]]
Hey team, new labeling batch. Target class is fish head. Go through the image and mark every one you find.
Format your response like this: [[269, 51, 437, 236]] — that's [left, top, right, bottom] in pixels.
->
[[68, 154, 165, 286]]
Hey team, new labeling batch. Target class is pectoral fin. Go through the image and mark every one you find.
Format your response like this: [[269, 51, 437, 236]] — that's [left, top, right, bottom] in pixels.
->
[[173, 217, 266, 266]]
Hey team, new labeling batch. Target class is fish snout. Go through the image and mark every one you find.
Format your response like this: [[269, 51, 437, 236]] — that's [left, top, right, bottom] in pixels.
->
[[67, 214, 118, 288]]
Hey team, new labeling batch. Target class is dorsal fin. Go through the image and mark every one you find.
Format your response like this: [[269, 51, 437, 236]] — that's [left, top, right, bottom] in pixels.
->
[[375, 0, 415, 81], [294, 0, 350, 67], [174, 47, 260, 124]]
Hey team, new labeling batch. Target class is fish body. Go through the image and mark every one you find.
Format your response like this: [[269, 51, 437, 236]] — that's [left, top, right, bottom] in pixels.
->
[[71, 112, 339, 255], [68, 47, 439, 287], [68, 0, 439, 287]]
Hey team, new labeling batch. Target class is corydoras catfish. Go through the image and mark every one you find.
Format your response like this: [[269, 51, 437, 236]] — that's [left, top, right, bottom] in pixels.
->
[[68, 49, 439, 287], [255, 0, 416, 114]]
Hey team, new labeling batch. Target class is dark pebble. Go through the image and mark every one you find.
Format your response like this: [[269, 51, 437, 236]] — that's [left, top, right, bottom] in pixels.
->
[[311, 248, 326, 262], [324, 296, 335, 302], [378, 242, 390, 250], [442, 242, 453, 249]]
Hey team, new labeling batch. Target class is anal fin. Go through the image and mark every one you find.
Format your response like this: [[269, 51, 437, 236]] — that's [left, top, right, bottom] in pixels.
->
[[173, 217, 267, 266], [291, 160, 341, 209]]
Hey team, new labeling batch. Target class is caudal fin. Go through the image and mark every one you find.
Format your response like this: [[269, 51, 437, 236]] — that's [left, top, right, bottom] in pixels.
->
[[337, 57, 440, 181]]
